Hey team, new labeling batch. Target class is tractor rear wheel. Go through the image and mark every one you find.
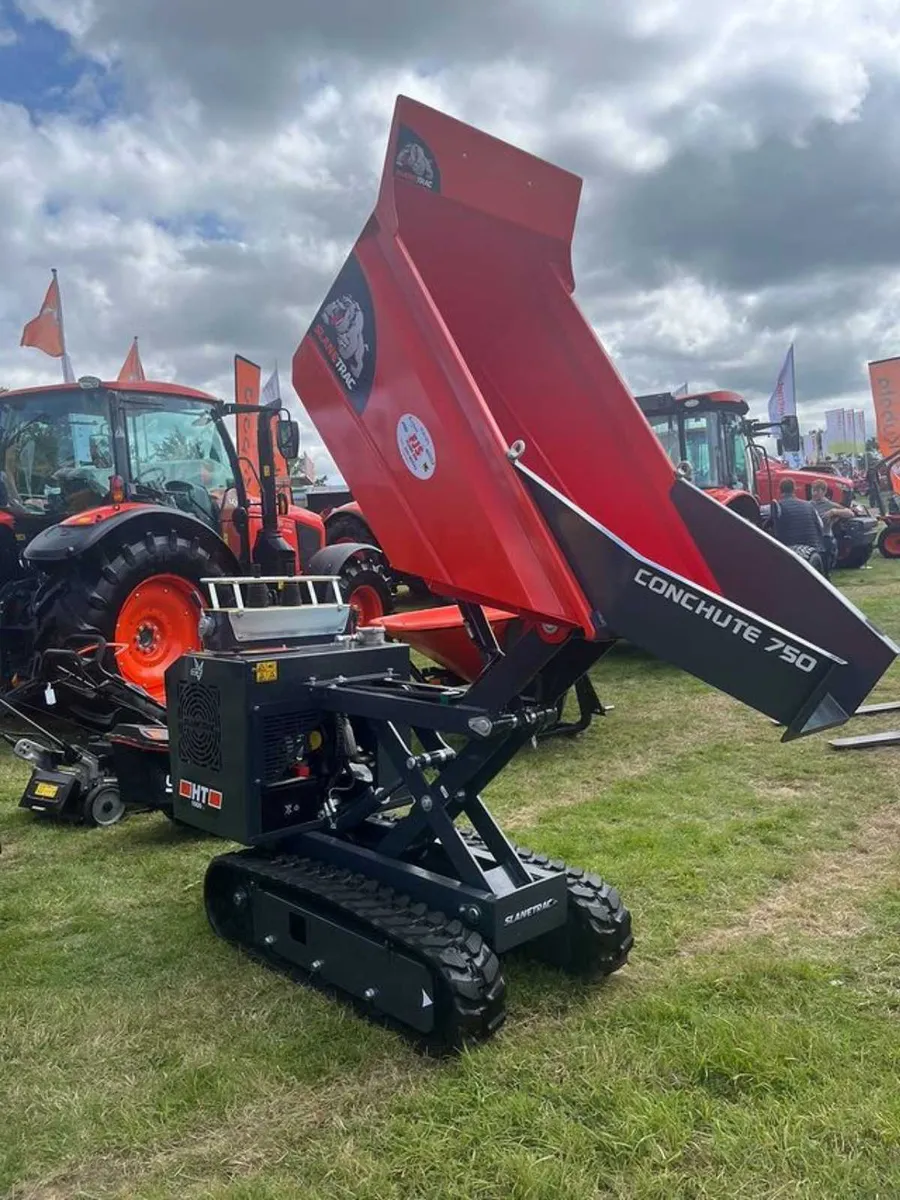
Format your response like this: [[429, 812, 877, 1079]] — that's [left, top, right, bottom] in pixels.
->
[[878, 526, 900, 558], [32, 529, 231, 704], [328, 514, 430, 601], [339, 557, 393, 625]]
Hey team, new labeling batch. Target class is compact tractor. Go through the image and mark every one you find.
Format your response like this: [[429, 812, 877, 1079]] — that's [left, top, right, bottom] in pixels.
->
[[0, 367, 391, 726], [634, 388, 878, 570], [9, 99, 897, 1049]]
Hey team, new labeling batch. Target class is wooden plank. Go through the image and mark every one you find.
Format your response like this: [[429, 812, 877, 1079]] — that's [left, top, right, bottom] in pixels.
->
[[853, 700, 900, 716], [829, 730, 900, 749]]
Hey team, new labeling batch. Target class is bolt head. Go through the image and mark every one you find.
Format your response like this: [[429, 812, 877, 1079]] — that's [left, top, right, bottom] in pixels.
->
[[232, 889, 248, 907], [363, 987, 377, 1001], [420, 795, 433, 813]]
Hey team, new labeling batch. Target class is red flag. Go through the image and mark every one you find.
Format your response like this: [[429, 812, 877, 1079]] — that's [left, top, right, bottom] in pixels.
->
[[117, 336, 146, 383], [20, 271, 65, 359]]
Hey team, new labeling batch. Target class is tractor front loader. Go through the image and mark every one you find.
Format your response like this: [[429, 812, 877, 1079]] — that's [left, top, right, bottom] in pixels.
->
[[94, 99, 897, 1048]]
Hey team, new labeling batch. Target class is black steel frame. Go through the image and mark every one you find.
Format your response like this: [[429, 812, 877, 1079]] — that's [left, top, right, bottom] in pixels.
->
[[268, 622, 615, 951]]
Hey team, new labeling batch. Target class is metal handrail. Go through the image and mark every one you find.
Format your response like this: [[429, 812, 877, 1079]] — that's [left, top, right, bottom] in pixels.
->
[[200, 575, 345, 613]]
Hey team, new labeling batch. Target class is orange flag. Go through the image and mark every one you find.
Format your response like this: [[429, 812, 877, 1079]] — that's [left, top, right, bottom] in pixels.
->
[[20, 269, 75, 381], [234, 354, 262, 500], [868, 357, 900, 495], [20, 270, 65, 358], [117, 336, 146, 383]]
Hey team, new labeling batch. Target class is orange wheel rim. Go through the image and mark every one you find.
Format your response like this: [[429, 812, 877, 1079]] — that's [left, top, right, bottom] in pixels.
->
[[113, 574, 203, 702], [884, 532, 900, 555], [349, 583, 384, 625]]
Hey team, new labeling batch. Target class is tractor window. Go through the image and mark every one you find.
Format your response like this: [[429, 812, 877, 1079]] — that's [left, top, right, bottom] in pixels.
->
[[646, 413, 681, 464], [124, 397, 234, 492], [683, 414, 718, 487], [0, 391, 113, 515], [722, 412, 750, 489]]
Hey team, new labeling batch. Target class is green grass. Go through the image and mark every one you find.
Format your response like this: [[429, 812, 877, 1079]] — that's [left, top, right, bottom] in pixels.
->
[[3, 558, 900, 1199]]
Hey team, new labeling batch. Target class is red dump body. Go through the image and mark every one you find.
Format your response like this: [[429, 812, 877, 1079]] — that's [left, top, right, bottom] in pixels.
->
[[293, 97, 897, 737], [294, 98, 717, 635]]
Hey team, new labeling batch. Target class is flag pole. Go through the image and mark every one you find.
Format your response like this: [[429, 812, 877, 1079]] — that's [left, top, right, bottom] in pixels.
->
[[52, 268, 75, 383]]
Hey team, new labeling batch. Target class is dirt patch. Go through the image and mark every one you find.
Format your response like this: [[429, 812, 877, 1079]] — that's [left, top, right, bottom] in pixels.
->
[[680, 802, 900, 956]]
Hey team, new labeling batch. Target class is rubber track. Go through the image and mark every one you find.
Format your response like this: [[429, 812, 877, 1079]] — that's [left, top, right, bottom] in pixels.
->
[[377, 817, 634, 976], [209, 848, 507, 1054], [507, 845, 634, 975]]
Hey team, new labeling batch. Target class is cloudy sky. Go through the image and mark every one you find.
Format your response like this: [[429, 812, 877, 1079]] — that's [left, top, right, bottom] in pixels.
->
[[1, 0, 899, 479]]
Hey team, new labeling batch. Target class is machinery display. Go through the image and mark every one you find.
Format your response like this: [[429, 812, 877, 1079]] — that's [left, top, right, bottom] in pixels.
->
[[106, 96, 894, 1051], [863, 448, 900, 558], [0, 359, 391, 729], [634, 388, 879, 569]]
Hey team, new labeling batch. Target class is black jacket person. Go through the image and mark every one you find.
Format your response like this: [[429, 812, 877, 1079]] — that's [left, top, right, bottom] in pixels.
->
[[771, 479, 827, 551]]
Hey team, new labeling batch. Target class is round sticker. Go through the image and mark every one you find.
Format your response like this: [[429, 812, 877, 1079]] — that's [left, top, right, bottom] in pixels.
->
[[396, 413, 437, 480]]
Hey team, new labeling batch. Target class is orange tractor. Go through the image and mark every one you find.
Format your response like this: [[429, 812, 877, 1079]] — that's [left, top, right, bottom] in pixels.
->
[[0, 363, 391, 724]]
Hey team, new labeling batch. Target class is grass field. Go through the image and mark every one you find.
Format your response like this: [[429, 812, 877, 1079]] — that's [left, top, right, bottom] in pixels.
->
[[2, 559, 900, 1199]]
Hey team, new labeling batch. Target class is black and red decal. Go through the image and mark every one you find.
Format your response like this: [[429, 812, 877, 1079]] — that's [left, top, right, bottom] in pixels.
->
[[179, 777, 223, 810], [394, 124, 441, 193], [307, 251, 376, 415]]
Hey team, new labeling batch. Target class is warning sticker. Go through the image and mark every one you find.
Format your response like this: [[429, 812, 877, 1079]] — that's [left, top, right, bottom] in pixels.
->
[[254, 660, 278, 683], [396, 413, 436, 480]]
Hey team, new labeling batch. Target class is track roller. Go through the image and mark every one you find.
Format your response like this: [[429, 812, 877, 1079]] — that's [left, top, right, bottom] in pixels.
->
[[204, 851, 507, 1054]]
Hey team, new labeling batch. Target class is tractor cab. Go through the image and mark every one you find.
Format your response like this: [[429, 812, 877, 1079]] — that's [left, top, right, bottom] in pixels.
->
[[635, 390, 760, 521], [0, 371, 391, 709], [0, 379, 234, 575]]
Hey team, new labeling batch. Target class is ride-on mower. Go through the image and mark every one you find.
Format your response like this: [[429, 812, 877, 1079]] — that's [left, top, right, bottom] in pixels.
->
[[98, 96, 892, 1052], [0, 359, 391, 731]]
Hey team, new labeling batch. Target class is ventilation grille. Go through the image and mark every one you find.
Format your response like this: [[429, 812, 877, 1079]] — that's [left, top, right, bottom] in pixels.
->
[[262, 710, 320, 783], [177, 681, 222, 771]]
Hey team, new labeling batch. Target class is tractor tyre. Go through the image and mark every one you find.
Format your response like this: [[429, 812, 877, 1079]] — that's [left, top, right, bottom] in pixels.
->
[[32, 529, 232, 705], [327, 513, 380, 551], [328, 514, 430, 601], [838, 543, 874, 569], [338, 556, 393, 625], [791, 545, 826, 576], [878, 526, 900, 559]]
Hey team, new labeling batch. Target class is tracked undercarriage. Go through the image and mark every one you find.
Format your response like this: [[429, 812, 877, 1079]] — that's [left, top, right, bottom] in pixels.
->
[[153, 573, 633, 1051]]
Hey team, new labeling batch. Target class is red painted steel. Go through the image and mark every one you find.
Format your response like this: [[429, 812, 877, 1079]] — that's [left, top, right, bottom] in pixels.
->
[[377, 605, 519, 682], [293, 96, 721, 636]]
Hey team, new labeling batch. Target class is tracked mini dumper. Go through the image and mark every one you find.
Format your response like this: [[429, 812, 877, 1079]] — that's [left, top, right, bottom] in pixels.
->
[[108, 98, 897, 1051]]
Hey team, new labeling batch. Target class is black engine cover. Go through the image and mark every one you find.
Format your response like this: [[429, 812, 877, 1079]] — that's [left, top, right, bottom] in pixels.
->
[[166, 640, 409, 844]]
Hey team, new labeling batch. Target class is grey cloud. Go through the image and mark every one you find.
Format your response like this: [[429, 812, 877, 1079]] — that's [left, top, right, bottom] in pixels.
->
[[608, 77, 900, 293], [3, 0, 900, 476]]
